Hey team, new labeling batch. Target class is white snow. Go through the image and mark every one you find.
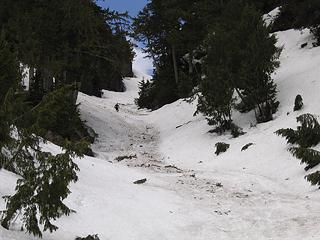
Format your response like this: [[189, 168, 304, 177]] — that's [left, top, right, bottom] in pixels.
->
[[263, 7, 281, 26], [2, 28, 320, 239]]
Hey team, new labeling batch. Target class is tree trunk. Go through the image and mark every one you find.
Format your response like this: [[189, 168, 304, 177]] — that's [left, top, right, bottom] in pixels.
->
[[28, 67, 34, 89], [147, 39, 158, 74], [188, 51, 193, 75], [172, 45, 179, 84], [43, 68, 53, 92]]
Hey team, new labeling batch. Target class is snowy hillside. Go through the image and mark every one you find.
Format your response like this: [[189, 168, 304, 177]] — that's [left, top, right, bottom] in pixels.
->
[[1, 28, 320, 240]]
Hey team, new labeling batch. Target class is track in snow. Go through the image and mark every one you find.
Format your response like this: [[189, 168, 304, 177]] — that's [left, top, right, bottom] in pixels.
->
[[77, 73, 320, 240]]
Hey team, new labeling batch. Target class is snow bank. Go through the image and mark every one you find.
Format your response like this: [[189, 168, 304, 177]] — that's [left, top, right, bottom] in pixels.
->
[[2, 28, 320, 240]]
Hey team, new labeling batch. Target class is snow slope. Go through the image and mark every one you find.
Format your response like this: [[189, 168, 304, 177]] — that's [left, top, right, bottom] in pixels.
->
[[1, 29, 320, 240]]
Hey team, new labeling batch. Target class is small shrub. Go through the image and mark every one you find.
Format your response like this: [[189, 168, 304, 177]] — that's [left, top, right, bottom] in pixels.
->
[[135, 68, 179, 110], [135, 80, 155, 109], [208, 120, 233, 135], [75, 234, 100, 240], [289, 147, 320, 171], [305, 171, 320, 188], [208, 121, 244, 138], [215, 142, 230, 156], [294, 94, 303, 111], [241, 143, 254, 151], [230, 123, 245, 138]]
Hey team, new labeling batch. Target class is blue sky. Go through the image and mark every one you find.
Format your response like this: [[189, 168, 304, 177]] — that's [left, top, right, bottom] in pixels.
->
[[97, 0, 148, 17], [97, 0, 153, 75]]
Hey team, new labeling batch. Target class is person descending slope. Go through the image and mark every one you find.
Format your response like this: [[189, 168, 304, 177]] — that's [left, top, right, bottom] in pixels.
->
[[114, 103, 120, 112]]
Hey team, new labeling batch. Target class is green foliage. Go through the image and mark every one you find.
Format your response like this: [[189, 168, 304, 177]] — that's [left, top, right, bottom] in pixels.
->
[[305, 171, 320, 188], [197, 1, 281, 126], [135, 80, 156, 109], [275, 128, 299, 145], [0, 44, 87, 237], [247, 0, 281, 13], [294, 94, 303, 111], [289, 147, 320, 171], [0, 34, 25, 171], [0, 32, 20, 105], [35, 85, 87, 142], [276, 113, 320, 187], [1, 114, 87, 236], [1, 140, 84, 237], [276, 114, 320, 148], [133, 0, 215, 109], [207, 120, 245, 138], [230, 123, 246, 138], [215, 142, 230, 156], [0, 0, 133, 99], [134, 0, 281, 111], [273, 0, 320, 44], [177, 71, 194, 98], [229, 1, 281, 123], [197, 27, 234, 128], [135, 66, 179, 110], [207, 120, 232, 134]]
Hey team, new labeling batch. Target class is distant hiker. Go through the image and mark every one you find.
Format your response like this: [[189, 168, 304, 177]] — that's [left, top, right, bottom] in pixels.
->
[[114, 103, 119, 112]]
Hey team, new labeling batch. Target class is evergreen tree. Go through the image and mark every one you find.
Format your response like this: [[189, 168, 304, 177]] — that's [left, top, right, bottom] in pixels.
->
[[276, 114, 320, 187], [35, 85, 88, 143], [226, 1, 281, 123], [0, 0, 133, 99], [305, 171, 320, 188], [197, 1, 281, 126], [0, 87, 87, 237], [1, 138, 87, 237], [276, 114, 320, 148], [135, 80, 155, 109], [197, 29, 235, 129], [0, 32, 20, 104], [133, 0, 223, 109], [289, 147, 320, 171], [0, 32, 87, 237], [273, 0, 320, 44]]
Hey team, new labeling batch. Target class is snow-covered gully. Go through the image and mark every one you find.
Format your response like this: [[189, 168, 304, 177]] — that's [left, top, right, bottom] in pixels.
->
[[1, 29, 320, 240], [76, 66, 320, 239]]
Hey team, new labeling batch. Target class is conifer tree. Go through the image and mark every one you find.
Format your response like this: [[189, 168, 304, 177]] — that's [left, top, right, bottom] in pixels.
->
[[0, 30, 87, 237], [133, 0, 222, 109], [305, 171, 320, 188], [0, 0, 133, 98], [0, 32, 20, 104], [0, 88, 87, 237], [273, 0, 320, 44], [276, 114, 320, 186], [276, 114, 320, 148], [197, 1, 281, 126], [197, 29, 235, 129]]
